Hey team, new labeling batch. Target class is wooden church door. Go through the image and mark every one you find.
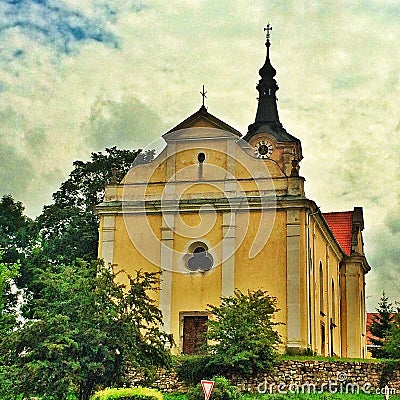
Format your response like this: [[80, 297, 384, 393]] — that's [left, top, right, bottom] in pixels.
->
[[183, 316, 208, 354]]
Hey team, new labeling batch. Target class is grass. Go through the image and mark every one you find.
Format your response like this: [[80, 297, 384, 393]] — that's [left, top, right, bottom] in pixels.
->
[[172, 353, 386, 364], [164, 394, 187, 400], [242, 395, 400, 399]]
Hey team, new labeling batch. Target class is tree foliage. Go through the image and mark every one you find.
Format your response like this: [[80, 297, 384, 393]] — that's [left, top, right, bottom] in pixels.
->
[[370, 291, 394, 358], [382, 298, 400, 360], [2, 260, 172, 400], [0, 255, 21, 400], [383, 324, 400, 360], [0, 195, 35, 264], [0, 254, 20, 338], [206, 289, 281, 376], [50, 147, 145, 211], [36, 205, 99, 264]]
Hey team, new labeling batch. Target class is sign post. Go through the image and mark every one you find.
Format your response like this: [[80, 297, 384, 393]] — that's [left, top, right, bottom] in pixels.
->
[[384, 385, 390, 400], [201, 380, 214, 400]]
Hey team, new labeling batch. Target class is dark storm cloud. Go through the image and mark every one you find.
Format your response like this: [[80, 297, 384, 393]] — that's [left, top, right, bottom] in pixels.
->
[[0, 0, 119, 54]]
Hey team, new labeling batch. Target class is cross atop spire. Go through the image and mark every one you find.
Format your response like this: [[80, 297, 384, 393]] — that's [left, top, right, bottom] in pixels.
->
[[264, 23, 272, 40], [200, 85, 207, 110], [264, 23, 272, 58]]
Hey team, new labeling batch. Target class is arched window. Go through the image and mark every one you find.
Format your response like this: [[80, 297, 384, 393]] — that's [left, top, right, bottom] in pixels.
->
[[331, 279, 335, 323], [321, 323, 326, 355], [360, 291, 364, 338], [319, 262, 324, 314]]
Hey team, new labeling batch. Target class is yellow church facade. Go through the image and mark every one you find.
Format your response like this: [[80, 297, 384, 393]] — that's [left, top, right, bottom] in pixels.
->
[[96, 32, 370, 358]]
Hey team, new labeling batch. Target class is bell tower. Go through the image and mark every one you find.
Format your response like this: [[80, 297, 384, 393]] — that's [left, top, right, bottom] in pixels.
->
[[243, 25, 303, 178]]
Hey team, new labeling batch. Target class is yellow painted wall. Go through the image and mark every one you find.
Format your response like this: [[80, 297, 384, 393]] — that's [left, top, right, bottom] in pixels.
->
[[112, 214, 162, 302], [234, 210, 287, 340]]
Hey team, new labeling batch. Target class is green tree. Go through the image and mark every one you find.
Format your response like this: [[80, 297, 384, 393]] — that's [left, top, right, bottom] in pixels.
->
[[51, 147, 148, 211], [0, 255, 20, 400], [36, 147, 153, 263], [206, 289, 281, 376], [0, 254, 19, 337], [0, 194, 35, 264], [383, 321, 400, 360], [4, 259, 172, 400], [36, 205, 99, 264], [382, 300, 400, 360], [370, 292, 394, 358]]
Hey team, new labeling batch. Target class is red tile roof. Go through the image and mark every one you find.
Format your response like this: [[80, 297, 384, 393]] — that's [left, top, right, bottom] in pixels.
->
[[366, 312, 379, 345], [322, 211, 353, 256]]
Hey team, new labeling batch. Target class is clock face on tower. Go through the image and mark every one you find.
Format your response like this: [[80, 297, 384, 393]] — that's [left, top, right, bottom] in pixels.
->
[[254, 140, 273, 159]]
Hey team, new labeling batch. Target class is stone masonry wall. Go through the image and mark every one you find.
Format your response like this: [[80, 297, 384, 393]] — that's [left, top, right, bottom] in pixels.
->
[[133, 360, 400, 395]]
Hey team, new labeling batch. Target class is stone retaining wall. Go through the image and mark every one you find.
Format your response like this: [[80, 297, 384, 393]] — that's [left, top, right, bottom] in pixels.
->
[[133, 360, 400, 394]]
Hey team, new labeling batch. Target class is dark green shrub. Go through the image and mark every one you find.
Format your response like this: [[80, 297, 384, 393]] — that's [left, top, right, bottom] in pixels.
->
[[206, 290, 281, 376], [379, 359, 400, 387], [285, 347, 316, 357], [187, 376, 240, 400], [91, 387, 163, 400], [132, 366, 157, 387], [176, 355, 221, 385]]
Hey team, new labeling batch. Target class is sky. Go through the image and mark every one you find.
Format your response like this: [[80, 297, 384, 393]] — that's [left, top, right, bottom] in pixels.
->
[[0, 0, 399, 311]]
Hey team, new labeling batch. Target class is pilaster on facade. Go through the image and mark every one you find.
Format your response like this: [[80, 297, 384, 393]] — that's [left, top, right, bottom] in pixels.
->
[[286, 209, 301, 351], [100, 215, 116, 266], [341, 254, 369, 358], [221, 212, 235, 297], [160, 214, 174, 335], [224, 140, 237, 197]]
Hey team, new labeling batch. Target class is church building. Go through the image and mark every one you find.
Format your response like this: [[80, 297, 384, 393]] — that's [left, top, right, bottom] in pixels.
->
[[96, 28, 371, 358]]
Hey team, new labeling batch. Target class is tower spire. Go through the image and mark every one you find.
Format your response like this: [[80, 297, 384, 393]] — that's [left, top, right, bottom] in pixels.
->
[[243, 25, 302, 155], [247, 24, 280, 134]]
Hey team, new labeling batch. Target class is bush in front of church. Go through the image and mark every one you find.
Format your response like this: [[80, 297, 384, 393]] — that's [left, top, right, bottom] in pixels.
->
[[206, 289, 281, 376], [187, 376, 240, 400], [91, 387, 163, 400], [176, 354, 219, 385]]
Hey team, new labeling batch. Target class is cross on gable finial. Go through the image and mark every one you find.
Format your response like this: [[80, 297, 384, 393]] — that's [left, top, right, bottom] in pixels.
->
[[264, 23, 272, 40], [200, 85, 207, 109]]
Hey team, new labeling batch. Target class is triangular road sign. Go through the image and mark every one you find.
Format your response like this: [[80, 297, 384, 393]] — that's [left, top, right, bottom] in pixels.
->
[[201, 380, 214, 400]]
